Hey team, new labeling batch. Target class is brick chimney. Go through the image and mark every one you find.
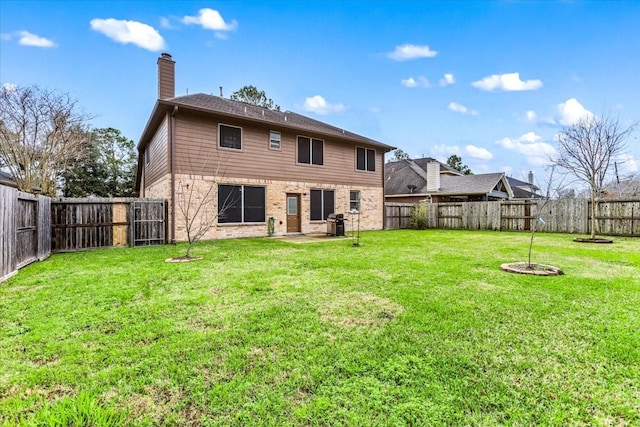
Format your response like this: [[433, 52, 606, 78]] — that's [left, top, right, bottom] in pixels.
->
[[426, 161, 441, 192], [157, 53, 175, 100]]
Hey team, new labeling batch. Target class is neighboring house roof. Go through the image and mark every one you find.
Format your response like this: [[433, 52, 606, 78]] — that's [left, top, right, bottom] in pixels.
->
[[602, 178, 640, 199], [0, 170, 16, 187], [439, 173, 509, 196], [138, 94, 394, 152], [0, 170, 42, 192], [385, 159, 513, 199], [506, 176, 543, 199], [408, 157, 462, 176]]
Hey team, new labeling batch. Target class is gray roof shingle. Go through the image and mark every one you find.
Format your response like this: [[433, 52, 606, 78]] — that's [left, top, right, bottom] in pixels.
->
[[164, 93, 393, 150], [385, 159, 510, 197]]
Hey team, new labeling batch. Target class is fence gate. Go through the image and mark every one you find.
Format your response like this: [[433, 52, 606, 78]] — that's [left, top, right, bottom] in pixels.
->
[[16, 194, 38, 268], [132, 200, 166, 246]]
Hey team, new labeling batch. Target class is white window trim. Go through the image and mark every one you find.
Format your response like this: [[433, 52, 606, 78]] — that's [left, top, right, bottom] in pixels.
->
[[218, 123, 243, 151], [269, 130, 281, 151], [350, 190, 361, 211]]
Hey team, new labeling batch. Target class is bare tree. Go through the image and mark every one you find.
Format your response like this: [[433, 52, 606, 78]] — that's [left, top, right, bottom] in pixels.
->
[[554, 114, 636, 240], [0, 85, 92, 195], [173, 160, 235, 259]]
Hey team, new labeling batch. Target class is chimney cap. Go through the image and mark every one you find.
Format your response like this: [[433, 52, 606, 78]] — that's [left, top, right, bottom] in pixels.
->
[[160, 53, 172, 59]]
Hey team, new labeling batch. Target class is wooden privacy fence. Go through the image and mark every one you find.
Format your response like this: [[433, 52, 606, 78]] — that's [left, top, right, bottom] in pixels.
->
[[1, 186, 51, 282], [384, 203, 414, 230], [1, 191, 166, 282], [385, 199, 640, 236], [51, 198, 166, 252]]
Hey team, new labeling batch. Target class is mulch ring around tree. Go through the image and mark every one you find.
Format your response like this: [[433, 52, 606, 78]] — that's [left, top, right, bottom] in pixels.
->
[[573, 237, 614, 244], [165, 256, 203, 263], [501, 263, 564, 276]]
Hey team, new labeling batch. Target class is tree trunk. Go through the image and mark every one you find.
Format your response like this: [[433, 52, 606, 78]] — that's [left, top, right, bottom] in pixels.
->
[[590, 188, 597, 240]]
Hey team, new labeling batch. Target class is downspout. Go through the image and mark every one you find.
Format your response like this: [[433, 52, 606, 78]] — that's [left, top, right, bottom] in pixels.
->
[[382, 154, 387, 229], [170, 106, 178, 244]]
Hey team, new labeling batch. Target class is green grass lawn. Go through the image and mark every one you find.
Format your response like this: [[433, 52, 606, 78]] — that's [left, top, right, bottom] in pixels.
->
[[1, 230, 639, 426]]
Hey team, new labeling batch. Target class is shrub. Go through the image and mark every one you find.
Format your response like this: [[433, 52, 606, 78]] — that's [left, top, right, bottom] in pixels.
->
[[411, 201, 429, 229]]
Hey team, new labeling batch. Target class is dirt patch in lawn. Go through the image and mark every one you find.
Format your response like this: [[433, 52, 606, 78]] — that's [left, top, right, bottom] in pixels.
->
[[573, 237, 613, 244], [501, 263, 564, 276], [319, 291, 404, 328]]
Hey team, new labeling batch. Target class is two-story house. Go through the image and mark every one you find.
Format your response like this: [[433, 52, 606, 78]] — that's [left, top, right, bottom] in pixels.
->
[[135, 54, 394, 242]]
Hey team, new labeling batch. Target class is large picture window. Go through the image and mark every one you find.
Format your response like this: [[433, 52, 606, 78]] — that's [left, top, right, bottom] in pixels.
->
[[219, 124, 242, 150], [356, 147, 376, 172], [218, 184, 266, 223], [310, 189, 334, 221], [297, 136, 323, 165]]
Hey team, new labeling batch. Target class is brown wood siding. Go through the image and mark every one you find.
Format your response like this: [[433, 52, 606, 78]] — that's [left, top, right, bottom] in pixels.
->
[[173, 111, 384, 187], [144, 115, 169, 187]]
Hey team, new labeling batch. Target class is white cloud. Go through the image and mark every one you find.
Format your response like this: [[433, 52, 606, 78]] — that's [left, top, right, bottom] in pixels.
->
[[439, 73, 455, 86], [557, 98, 593, 126], [521, 109, 556, 125], [448, 102, 478, 116], [7, 31, 55, 47], [388, 44, 437, 61], [90, 18, 165, 51], [159, 17, 175, 29], [497, 132, 557, 166], [303, 95, 345, 115], [525, 110, 537, 122], [401, 76, 430, 88], [431, 144, 460, 159], [614, 153, 639, 174], [465, 144, 493, 160], [472, 72, 543, 92], [501, 165, 514, 176], [1, 31, 56, 47], [2, 82, 18, 92], [182, 8, 237, 34]]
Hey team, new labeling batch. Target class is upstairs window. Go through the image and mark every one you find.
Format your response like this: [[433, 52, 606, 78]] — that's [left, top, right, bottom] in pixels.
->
[[356, 147, 376, 172], [218, 184, 266, 223], [310, 189, 334, 221], [219, 124, 242, 150], [297, 136, 323, 165], [269, 131, 281, 150]]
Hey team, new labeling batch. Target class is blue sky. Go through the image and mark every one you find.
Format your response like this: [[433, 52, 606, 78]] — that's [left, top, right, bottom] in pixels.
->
[[2, 0, 639, 186]]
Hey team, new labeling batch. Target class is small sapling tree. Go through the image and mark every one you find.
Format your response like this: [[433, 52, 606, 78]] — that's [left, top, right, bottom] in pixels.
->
[[172, 158, 234, 260]]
